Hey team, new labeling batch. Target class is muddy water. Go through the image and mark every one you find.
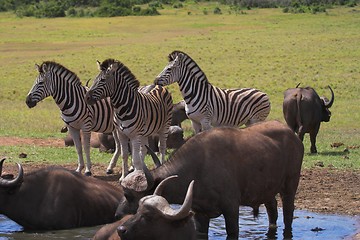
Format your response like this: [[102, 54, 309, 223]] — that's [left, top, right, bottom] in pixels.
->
[[0, 207, 358, 239]]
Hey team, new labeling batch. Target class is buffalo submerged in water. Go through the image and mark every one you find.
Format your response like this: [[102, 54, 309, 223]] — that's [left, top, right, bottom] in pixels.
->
[[116, 120, 304, 239]]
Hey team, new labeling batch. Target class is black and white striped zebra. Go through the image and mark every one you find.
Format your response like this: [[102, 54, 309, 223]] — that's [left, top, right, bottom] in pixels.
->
[[85, 59, 173, 180], [26, 61, 120, 176], [154, 50, 271, 133]]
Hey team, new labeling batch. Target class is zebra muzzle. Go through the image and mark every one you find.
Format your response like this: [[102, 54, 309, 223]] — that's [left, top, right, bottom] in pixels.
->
[[25, 95, 37, 108]]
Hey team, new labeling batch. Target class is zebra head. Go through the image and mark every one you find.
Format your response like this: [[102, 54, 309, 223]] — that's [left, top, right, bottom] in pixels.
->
[[26, 63, 53, 108], [86, 59, 118, 106], [154, 51, 184, 86]]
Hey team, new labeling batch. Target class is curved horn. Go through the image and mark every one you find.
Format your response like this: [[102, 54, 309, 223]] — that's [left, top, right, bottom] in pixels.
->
[[325, 85, 334, 108], [0, 158, 5, 176], [0, 162, 24, 188], [142, 162, 155, 192], [145, 145, 161, 168], [154, 175, 178, 196], [158, 180, 194, 221]]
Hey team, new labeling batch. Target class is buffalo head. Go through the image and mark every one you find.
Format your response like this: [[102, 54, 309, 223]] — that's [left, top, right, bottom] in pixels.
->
[[319, 85, 334, 122], [117, 178, 195, 240]]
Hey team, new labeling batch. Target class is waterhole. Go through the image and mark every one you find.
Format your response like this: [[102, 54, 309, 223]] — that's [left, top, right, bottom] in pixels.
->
[[0, 207, 358, 239]]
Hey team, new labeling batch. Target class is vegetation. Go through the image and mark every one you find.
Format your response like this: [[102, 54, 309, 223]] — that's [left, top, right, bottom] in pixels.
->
[[0, 5, 359, 170], [0, 0, 358, 18]]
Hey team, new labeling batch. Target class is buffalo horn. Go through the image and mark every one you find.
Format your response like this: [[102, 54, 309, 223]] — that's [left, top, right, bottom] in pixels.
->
[[0, 161, 24, 188], [142, 161, 155, 192], [144, 145, 161, 168], [157, 180, 194, 221], [325, 85, 334, 108], [154, 175, 178, 196], [0, 158, 5, 176]]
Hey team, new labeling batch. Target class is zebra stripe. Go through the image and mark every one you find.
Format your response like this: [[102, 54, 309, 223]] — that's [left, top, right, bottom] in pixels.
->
[[26, 61, 119, 175], [86, 59, 173, 180], [155, 50, 271, 133]]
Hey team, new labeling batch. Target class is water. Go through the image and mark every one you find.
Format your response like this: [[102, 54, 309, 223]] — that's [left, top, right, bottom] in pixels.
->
[[0, 207, 358, 239]]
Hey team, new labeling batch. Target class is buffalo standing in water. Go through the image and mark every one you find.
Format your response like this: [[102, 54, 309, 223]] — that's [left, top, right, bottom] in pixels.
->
[[116, 121, 304, 239]]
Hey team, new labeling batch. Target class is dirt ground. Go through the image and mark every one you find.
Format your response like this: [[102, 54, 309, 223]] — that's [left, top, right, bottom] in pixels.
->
[[1, 136, 359, 238]]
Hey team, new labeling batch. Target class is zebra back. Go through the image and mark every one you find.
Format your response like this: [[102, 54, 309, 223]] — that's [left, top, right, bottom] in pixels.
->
[[94, 59, 173, 137], [155, 51, 270, 128]]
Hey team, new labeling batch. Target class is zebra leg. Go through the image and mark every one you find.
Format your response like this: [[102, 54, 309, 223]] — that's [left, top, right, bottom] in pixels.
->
[[191, 120, 202, 134], [82, 131, 92, 176], [130, 137, 143, 171], [67, 127, 84, 173], [119, 133, 130, 182], [200, 118, 212, 132], [157, 131, 167, 164], [139, 137, 148, 163], [106, 129, 122, 174]]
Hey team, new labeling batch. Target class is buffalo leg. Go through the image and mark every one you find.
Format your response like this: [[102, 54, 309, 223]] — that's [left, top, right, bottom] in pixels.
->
[[280, 192, 295, 239], [223, 207, 240, 239], [194, 213, 210, 239], [309, 128, 319, 153], [265, 197, 278, 228]]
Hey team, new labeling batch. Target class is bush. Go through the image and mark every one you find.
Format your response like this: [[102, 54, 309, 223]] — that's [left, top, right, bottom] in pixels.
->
[[94, 4, 132, 17], [34, 1, 66, 18], [214, 6, 222, 14], [173, 2, 183, 8]]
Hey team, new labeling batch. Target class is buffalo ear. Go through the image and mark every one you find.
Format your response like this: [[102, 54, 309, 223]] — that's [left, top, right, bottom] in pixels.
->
[[124, 191, 134, 201]]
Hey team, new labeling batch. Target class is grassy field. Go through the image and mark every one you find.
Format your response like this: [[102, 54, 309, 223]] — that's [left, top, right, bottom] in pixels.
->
[[0, 4, 359, 169]]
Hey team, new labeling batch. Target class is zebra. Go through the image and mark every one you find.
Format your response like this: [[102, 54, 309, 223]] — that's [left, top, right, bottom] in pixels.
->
[[85, 59, 173, 180], [25, 61, 120, 176], [154, 50, 271, 133]]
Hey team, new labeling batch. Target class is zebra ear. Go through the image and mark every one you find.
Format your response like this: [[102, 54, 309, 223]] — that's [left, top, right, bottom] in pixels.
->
[[35, 64, 41, 72], [40, 63, 48, 73], [108, 62, 119, 73], [96, 60, 101, 70]]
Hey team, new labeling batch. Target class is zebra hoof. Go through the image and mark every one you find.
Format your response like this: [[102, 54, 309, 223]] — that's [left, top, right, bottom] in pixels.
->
[[84, 171, 92, 177], [106, 169, 114, 175]]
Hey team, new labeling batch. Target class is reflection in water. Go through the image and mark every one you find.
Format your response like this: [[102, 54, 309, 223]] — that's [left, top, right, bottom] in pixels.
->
[[0, 207, 358, 240]]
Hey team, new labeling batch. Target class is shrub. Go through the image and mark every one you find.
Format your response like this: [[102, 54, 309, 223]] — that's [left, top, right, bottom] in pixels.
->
[[34, 1, 66, 18], [214, 7, 222, 14]]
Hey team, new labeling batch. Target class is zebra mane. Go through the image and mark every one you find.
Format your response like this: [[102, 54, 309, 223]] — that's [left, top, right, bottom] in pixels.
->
[[100, 58, 140, 90], [39, 61, 82, 85], [168, 50, 188, 61], [168, 50, 210, 83]]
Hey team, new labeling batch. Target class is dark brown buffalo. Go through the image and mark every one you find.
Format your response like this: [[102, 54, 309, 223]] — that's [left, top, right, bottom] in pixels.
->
[[283, 85, 334, 153], [0, 159, 123, 230], [116, 121, 304, 239], [171, 100, 188, 127], [117, 177, 196, 240], [92, 215, 133, 240]]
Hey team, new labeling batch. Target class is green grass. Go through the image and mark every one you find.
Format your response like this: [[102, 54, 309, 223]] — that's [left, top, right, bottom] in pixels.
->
[[0, 5, 359, 170]]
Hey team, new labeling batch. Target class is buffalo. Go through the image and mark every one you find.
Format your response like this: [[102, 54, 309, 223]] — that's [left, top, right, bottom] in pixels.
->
[[0, 159, 123, 230], [117, 177, 196, 240], [116, 120, 304, 239], [283, 85, 334, 153], [171, 100, 188, 127], [92, 215, 133, 240]]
